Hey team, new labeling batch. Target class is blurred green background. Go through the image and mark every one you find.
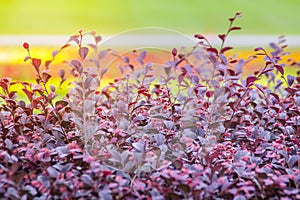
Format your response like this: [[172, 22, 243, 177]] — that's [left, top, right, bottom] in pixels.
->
[[0, 0, 299, 35]]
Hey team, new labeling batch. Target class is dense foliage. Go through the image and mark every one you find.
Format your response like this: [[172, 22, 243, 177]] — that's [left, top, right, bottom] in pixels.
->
[[1, 13, 300, 199]]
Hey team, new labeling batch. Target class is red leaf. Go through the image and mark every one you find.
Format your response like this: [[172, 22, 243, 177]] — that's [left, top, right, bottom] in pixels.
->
[[274, 64, 284, 75], [78, 47, 89, 60], [270, 92, 280, 101], [254, 47, 264, 52], [206, 91, 214, 98], [45, 60, 52, 69], [229, 27, 241, 31], [194, 34, 205, 39], [172, 48, 177, 56], [42, 72, 51, 83], [207, 47, 218, 55], [218, 34, 226, 42], [246, 76, 257, 86], [0, 82, 8, 92], [32, 58, 41, 73], [220, 46, 233, 54], [285, 87, 296, 96], [22, 89, 33, 100]]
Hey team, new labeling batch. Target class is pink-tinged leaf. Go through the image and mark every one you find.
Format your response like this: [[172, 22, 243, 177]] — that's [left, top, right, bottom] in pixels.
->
[[50, 85, 56, 92], [95, 35, 102, 44], [218, 34, 226, 42], [287, 75, 295, 86], [274, 64, 284, 75], [207, 47, 218, 55], [42, 72, 51, 83], [172, 48, 177, 56], [178, 74, 185, 84], [24, 56, 31, 62], [191, 75, 199, 84], [206, 90, 214, 98], [98, 50, 108, 60], [78, 47, 89, 60], [140, 51, 146, 60], [70, 60, 83, 75], [246, 76, 257, 86], [122, 56, 130, 63], [229, 26, 241, 31], [88, 43, 97, 51], [52, 50, 60, 58], [58, 69, 65, 79], [32, 58, 41, 73], [221, 46, 233, 54], [45, 60, 52, 70], [68, 35, 79, 44]]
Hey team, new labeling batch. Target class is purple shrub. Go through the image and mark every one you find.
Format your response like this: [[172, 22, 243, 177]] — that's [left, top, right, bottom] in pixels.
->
[[0, 13, 300, 199]]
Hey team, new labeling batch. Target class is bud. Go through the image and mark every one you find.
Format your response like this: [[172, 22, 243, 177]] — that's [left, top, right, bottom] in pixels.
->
[[23, 42, 29, 49]]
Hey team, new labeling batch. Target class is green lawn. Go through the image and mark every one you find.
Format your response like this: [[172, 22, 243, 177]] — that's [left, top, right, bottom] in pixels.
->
[[0, 0, 300, 35]]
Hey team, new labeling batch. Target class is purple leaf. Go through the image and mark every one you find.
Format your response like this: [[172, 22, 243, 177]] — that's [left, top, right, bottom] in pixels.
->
[[98, 50, 108, 59], [191, 75, 199, 85], [4, 138, 13, 149], [274, 64, 284, 75], [287, 75, 295, 86], [78, 47, 89, 60], [132, 142, 145, 152], [70, 59, 83, 75], [52, 50, 60, 58], [140, 51, 146, 60], [122, 56, 130, 63]]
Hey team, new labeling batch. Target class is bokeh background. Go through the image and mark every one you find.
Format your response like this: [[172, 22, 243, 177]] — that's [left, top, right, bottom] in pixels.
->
[[1, 0, 300, 35], [0, 0, 299, 82]]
